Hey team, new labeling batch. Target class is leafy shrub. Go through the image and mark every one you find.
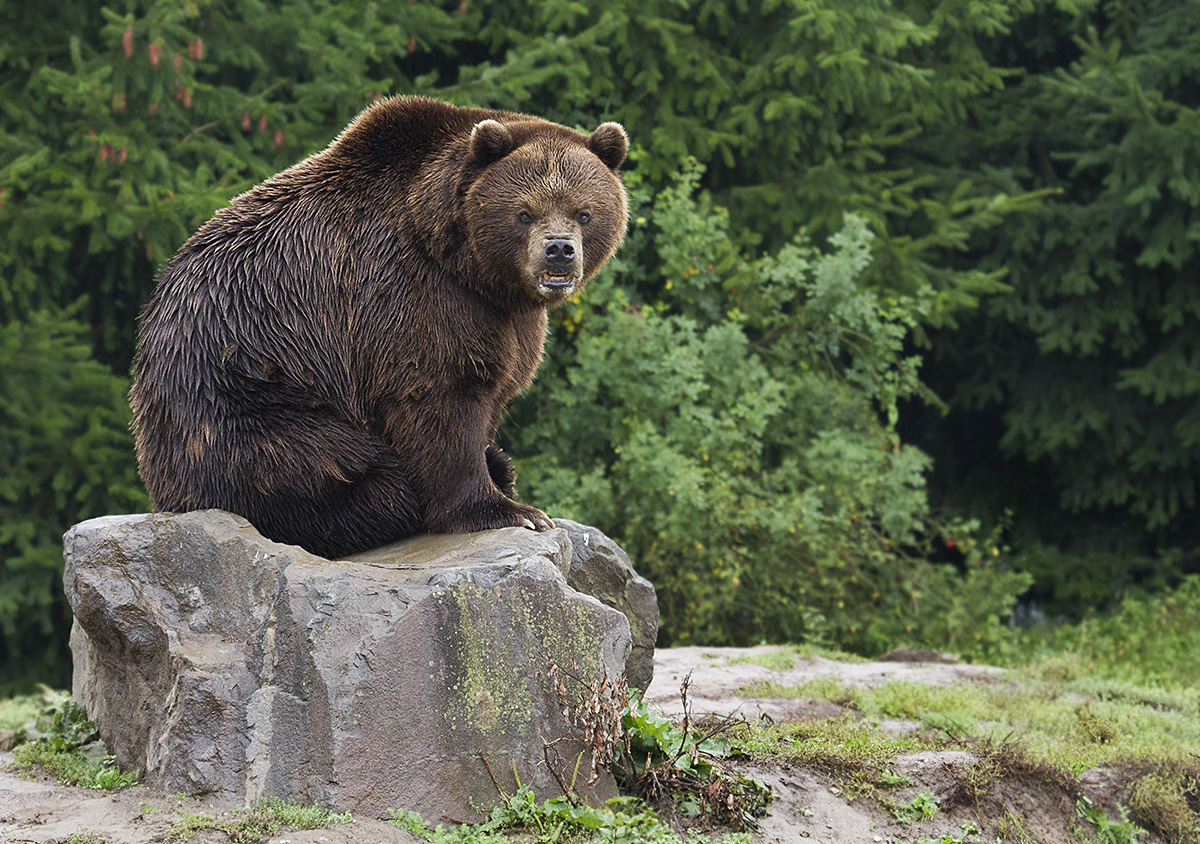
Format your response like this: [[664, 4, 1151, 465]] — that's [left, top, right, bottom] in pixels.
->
[[507, 162, 1030, 655]]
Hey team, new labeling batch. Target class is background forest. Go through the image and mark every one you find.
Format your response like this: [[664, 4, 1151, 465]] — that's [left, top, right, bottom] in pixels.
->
[[1, 0, 1197, 693]]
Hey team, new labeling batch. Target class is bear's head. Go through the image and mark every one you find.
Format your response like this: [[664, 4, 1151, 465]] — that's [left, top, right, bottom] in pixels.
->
[[461, 118, 629, 307]]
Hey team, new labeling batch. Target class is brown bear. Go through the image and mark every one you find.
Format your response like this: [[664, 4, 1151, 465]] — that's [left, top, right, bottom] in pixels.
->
[[130, 96, 628, 559]]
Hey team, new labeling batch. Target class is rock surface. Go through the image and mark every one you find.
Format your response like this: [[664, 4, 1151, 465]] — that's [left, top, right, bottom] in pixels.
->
[[63, 511, 656, 820], [554, 519, 658, 692]]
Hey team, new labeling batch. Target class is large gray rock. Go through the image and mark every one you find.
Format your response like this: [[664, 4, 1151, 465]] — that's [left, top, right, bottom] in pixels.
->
[[63, 511, 656, 820], [555, 519, 658, 692]]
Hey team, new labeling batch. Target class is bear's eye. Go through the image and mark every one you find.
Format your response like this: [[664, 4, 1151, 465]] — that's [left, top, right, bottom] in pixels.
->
[[518, 211, 534, 225], [576, 211, 591, 224]]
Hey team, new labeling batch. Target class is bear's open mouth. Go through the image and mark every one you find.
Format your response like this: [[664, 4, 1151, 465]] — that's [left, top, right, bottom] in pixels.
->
[[538, 272, 575, 292]]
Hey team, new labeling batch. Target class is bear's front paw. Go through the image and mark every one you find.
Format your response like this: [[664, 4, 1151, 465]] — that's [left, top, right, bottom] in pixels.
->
[[488, 498, 553, 532], [430, 496, 554, 534], [509, 502, 554, 532]]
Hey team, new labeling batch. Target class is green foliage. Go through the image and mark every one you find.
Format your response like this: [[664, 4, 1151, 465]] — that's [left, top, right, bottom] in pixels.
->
[[508, 164, 1030, 652], [890, 791, 941, 823], [0, 311, 147, 693], [1076, 796, 1147, 844], [1016, 575, 1200, 686], [7, 687, 140, 790], [913, 0, 1200, 611], [388, 791, 751, 844]]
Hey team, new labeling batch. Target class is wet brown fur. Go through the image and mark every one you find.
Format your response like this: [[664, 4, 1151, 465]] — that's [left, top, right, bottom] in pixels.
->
[[130, 97, 628, 558]]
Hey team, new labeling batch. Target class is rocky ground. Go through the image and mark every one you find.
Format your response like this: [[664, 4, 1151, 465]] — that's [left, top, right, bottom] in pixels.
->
[[644, 647, 1101, 844], [0, 646, 1146, 844]]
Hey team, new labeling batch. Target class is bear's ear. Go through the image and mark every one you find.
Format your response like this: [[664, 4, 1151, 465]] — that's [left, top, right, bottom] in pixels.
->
[[468, 119, 515, 166], [588, 122, 628, 171]]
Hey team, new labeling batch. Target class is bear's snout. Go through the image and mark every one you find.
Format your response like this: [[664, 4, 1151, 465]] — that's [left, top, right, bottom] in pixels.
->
[[544, 238, 580, 276], [536, 235, 581, 295], [543, 238, 576, 268]]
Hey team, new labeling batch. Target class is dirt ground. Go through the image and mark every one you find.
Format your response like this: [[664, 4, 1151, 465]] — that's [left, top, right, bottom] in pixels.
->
[[0, 646, 1143, 844]]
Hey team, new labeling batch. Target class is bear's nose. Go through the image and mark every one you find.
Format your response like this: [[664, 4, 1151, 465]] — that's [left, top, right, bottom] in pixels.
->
[[544, 239, 576, 267]]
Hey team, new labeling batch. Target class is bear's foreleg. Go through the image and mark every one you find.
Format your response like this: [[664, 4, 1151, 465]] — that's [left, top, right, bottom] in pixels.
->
[[384, 396, 551, 534], [485, 445, 517, 499]]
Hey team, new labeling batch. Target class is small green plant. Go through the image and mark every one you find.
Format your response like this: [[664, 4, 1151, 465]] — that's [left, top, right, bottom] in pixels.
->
[[7, 691, 140, 790], [888, 790, 940, 822], [549, 664, 770, 831], [613, 687, 771, 829], [389, 796, 751, 844], [165, 798, 351, 843], [1075, 795, 1146, 844], [64, 834, 105, 844]]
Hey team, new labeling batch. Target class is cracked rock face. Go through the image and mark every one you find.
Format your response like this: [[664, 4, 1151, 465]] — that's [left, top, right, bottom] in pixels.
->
[[63, 511, 656, 819], [553, 519, 658, 693]]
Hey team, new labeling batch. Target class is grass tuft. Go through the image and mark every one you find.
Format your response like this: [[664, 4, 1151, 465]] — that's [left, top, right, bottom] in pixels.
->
[[1129, 770, 1200, 844], [736, 676, 863, 707], [733, 716, 928, 800], [166, 798, 352, 843], [727, 649, 796, 672], [11, 742, 139, 790], [945, 739, 1074, 808]]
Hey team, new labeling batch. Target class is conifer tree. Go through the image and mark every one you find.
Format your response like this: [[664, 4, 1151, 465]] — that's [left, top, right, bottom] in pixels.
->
[[913, 0, 1200, 610], [0, 312, 145, 692]]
